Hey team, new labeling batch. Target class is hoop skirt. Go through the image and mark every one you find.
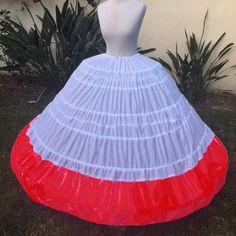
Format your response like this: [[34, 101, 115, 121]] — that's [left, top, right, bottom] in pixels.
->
[[11, 52, 229, 226]]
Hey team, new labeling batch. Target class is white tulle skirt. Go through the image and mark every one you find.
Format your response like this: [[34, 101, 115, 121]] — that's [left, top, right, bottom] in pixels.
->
[[11, 52, 229, 225]]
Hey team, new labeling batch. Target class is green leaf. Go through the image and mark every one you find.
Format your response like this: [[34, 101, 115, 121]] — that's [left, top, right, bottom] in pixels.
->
[[209, 59, 229, 75], [55, 6, 62, 30], [156, 58, 172, 72], [208, 33, 226, 56], [61, 0, 69, 18], [218, 43, 234, 59], [0, 65, 20, 71], [167, 49, 180, 71], [138, 48, 156, 54]]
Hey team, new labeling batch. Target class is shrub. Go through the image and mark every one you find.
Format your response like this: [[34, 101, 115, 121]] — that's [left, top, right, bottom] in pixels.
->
[[154, 11, 235, 104], [0, 0, 105, 91], [0, 0, 156, 91]]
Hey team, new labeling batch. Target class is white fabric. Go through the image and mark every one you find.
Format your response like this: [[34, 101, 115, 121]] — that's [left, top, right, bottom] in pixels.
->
[[26, 53, 215, 181]]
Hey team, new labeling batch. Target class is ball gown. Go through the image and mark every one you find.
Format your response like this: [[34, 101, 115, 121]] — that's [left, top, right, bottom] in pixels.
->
[[10, 51, 229, 225]]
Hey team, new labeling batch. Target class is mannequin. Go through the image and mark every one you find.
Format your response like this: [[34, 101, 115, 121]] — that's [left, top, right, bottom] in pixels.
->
[[97, 0, 146, 56], [11, 0, 229, 226]]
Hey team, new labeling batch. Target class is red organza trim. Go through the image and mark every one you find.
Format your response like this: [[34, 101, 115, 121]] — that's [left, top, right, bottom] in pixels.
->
[[10, 120, 229, 226]]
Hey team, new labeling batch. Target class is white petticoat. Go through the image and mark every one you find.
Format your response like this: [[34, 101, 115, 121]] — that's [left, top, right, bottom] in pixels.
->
[[26, 52, 215, 181]]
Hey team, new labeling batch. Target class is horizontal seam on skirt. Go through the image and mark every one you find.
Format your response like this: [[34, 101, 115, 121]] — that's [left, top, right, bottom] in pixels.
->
[[82, 61, 160, 74], [26, 123, 213, 172], [49, 103, 194, 130], [58, 93, 185, 117], [50, 103, 190, 127], [46, 104, 194, 140], [74, 68, 167, 82], [73, 73, 168, 90]]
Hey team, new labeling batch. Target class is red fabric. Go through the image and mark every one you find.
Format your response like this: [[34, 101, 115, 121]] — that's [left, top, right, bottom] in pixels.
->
[[11, 120, 229, 226]]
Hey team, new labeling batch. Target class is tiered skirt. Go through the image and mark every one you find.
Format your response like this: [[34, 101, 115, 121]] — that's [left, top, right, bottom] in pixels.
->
[[10, 53, 229, 225]]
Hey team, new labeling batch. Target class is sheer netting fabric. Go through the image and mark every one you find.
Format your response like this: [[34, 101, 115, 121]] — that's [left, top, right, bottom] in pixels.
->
[[11, 53, 229, 225]]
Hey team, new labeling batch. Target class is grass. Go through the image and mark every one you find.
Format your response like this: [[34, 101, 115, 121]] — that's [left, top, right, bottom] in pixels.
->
[[0, 75, 235, 236]]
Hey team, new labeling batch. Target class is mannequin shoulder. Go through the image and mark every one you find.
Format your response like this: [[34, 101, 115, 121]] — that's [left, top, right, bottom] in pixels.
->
[[132, 0, 147, 14], [97, 0, 109, 11], [135, 0, 147, 9], [97, 0, 146, 18], [97, 0, 147, 11]]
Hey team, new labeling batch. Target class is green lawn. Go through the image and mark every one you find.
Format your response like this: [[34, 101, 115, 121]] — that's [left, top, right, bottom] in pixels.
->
[[0, 76, 235, 236]]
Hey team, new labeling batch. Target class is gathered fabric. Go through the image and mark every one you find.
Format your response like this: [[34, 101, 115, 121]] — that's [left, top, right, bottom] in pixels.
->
[[11, 121, 229, 225], [10, 52, 229, 226], [26, 53, 214, 181]]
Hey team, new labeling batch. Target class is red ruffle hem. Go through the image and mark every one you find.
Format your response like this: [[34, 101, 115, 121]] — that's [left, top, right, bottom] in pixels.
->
[[10, 120, 229, 226]]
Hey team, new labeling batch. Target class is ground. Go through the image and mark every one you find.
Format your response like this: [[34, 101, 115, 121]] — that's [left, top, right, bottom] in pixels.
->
[[0, 75, 235, 236]]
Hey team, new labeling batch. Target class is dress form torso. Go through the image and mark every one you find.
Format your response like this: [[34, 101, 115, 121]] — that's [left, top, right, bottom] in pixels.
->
[[97, 0, 146, 56]]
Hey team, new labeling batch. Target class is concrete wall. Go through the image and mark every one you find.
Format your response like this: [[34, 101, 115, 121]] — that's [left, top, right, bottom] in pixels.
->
[[139, 0, 236, 93], [0, 0, 85, 29], [1, 0, 236, 93]]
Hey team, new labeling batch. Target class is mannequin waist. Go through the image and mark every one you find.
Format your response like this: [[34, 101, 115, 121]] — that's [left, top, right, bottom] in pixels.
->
[[104, 38, 138, 57]]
